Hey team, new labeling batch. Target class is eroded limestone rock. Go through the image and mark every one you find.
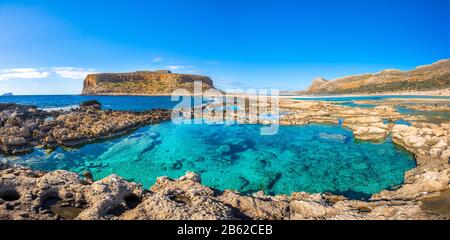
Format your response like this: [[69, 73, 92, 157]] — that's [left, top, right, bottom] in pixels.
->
[[1, 165, 448, 220], [0, 103, 171, 155]]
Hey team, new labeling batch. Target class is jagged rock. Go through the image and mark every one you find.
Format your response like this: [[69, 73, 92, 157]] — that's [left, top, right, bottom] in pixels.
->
[[121, 172, 237, 220], [219, 191, 290, 220], [79, 100, 102, 110], [0, 165, 448, 220], [0, 103, 171, 155]]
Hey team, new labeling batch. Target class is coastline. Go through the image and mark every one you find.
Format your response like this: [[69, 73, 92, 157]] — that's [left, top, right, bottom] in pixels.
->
[[5, 87, 450, 98], [279, 88, 450, 98], [1, 99, 449, 219]]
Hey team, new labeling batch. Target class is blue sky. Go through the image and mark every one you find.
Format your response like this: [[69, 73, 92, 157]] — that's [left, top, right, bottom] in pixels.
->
[[0, 0, 449, 94]]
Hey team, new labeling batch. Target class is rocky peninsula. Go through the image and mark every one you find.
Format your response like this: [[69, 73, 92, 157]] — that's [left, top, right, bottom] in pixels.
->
[[82, 70, 216, 95], [0, 102, 171, 155]]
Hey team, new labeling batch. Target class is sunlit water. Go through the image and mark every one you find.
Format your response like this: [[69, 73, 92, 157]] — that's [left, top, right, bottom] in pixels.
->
[[0, 95, 424, 198], [5, 122, 416, 199]]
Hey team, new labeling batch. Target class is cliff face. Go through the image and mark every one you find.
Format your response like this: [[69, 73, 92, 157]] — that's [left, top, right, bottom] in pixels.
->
[[305, 77, 329, 93], [303, 59, 450, 94], [82, 71, 216, 95]]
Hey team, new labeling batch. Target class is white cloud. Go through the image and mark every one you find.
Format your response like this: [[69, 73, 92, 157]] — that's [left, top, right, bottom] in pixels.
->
[[0, 67, 98, 81], [166, 65, 187, 70], [52, 67, 97, 79], [0, 68, 50, 80], [152, 57, 164, 63]]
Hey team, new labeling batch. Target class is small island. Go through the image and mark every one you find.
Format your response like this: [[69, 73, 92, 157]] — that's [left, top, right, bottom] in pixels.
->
[[1, 93, 13, 96], [82, 70, 217, 96]]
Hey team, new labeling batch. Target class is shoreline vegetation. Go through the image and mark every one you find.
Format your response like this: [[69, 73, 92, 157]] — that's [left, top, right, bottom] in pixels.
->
[[1, 97, 449, 219]]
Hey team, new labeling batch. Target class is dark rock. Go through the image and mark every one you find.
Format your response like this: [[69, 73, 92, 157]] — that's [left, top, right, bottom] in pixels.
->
[[79, 100, 101, 110], [83, 171, 94, 183], [0, 103, 171, 155], [172, 161, 183, 170]]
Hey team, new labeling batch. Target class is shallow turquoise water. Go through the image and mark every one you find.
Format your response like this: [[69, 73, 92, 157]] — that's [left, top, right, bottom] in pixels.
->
[[338, 101, 377, 108], [396, 106, 450, 123], [6, 122, 416, 199], [291, 95, 450, 101]]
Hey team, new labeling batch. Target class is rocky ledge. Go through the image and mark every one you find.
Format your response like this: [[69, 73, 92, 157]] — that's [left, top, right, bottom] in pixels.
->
[[0, 102, 171, 155], [0, 163, 448, 220], [82, 71, 216, 95]]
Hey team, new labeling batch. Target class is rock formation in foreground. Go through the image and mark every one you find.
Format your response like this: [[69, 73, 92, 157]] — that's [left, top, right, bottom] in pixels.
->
[[82, 70, 216, 95], [301, 59, 450, 95], [0, 163, 448, 220], [0, 103, 170, 155]]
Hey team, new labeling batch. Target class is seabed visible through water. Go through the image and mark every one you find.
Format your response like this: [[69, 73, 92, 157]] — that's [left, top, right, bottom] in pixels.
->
[[6, 122, 416, 199]]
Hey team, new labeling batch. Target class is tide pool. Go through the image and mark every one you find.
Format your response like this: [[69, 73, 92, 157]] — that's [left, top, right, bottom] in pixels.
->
[[6, 122, 416, 199]]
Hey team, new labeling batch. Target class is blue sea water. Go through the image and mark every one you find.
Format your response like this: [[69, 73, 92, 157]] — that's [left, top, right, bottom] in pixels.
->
[[0, 95, 199, 111], [0, 95, 419, 198], [292, 95, 450, 102]]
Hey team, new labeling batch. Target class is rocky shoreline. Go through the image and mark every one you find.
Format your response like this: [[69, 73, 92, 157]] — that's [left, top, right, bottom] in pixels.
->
[[0, 102, 171, 155], [0, 101, 449, 220], [0, 163, 448, 220]]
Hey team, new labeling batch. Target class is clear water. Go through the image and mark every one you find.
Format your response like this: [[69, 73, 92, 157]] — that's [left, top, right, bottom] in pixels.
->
[[338, 101, 377, 108], [396, 106, 450, 123], [5, 122, 416, 199], [0, 95, 419, 198]]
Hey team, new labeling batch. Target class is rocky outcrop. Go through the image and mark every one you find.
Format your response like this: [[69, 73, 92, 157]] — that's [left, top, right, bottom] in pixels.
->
[[368, 122, 450, 202], [0, 103, 171, 155], [1, 164, 448, 220], [278, 100, 402, 141], [391, 123, 450, 164], [82, 71, 216, 95], [302, 59, 450, 94], [305, 77, 329, 93]]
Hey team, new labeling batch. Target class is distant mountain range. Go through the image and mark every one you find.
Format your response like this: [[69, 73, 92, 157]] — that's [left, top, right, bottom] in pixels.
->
[[1, 93, 13, 96], [297, 59, 450, 95]]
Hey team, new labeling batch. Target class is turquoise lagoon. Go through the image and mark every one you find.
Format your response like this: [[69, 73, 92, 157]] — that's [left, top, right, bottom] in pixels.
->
[[0, 95, 421, 198], [6, 122, 415, 199]]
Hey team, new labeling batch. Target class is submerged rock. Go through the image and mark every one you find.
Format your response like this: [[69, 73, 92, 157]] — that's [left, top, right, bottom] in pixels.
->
[[318, 133, 348, 143]]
